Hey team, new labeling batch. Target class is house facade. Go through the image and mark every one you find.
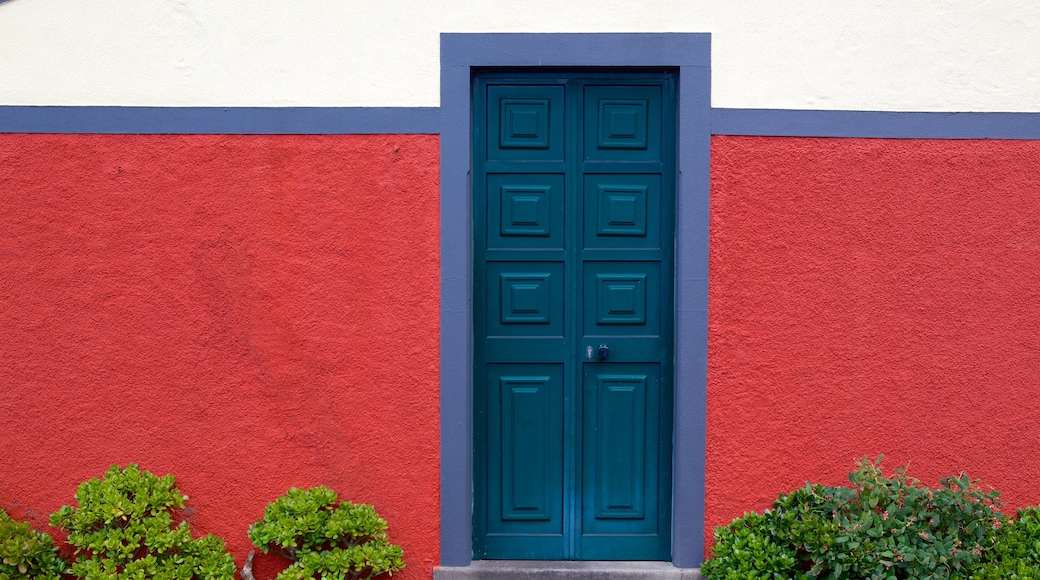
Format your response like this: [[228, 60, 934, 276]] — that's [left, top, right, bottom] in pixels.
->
[[2, 2, 1040, 578]]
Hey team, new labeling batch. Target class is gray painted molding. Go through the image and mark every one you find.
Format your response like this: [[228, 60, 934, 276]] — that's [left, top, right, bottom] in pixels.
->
[[0, 106, 439, 134], [4, 105, 1040, 138], [439, 32, 711, 569], [711, 108, 1040, 139]]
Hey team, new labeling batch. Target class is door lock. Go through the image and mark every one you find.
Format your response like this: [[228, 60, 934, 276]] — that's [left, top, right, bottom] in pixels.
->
[[597, 344, 609, 360]]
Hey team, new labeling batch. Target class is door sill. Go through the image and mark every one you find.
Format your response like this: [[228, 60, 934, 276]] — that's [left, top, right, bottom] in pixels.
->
[[434, 561, 702, 580]]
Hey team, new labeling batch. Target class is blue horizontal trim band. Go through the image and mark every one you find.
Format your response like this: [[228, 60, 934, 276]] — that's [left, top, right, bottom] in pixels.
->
[[711, 108, 1040, 139], [0, 106, 440, 134], [442, 32, 711, 67], [4, 105, 1040, 139]]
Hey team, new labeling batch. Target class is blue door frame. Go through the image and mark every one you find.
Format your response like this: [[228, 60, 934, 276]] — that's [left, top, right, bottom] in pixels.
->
[[439, 33, 711, 568]]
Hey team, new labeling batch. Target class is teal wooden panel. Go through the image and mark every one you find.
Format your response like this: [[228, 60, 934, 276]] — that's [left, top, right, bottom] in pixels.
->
[[487, 173, 566, 249], [486, 337, 568, 362], [481, 364, 565, 558], [580, 363, 666, 559], [503, 381, 554, 520], [583, 174, 662, 250], [592, 375, 647, 520], [583, 85, 662, 162], [582, 261, 661, 338], [577, 337, 664, 364], [487, 85, 565, 161], [486, 262, 564, 337], [595, 273, 647, 325]]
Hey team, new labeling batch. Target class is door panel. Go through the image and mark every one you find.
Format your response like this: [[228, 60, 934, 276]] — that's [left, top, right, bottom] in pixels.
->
[[483, 363, 566, 558], [583, 262, 660, 336], [583, 174, 662, 249], [486, 262, 564, 337], [583, 85, 662, 161], [487, 173, 565, 249], [487, 364, 564, 529], [588, 370, 650, 521], [487, 85, 565, 161], [580, 363, 664, 559], [474, 72, 675, 561]]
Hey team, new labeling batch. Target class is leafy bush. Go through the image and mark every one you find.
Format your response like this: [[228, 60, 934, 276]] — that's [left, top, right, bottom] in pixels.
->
[[698, 508, 806, 579], [248, 486, 404, 580], [0, 508, 65, 580], [970, 506, 1040, 579], [700, 484, 852, 579], [49, 464, 236, 580], [702, 457, 1005, 580]]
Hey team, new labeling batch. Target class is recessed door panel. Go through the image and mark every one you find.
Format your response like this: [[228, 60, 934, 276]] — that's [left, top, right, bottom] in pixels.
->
[[583, 262, 660, 337], [583, 85, 662, 162], [584, 174, 662, 250], [579, 364, 666, 559], [487, 365, 564, 531], [488, 85, 565, 161], [589, 372, 649, 521], [486, 262, 564, 337], [488, 173, 565, 249]]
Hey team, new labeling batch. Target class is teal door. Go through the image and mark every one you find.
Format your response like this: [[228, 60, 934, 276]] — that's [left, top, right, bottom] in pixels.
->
[[473, 72, 676, 561]]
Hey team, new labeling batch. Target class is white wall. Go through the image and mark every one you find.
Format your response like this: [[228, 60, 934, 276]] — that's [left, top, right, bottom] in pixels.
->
[[1, 0, 1038, 111]]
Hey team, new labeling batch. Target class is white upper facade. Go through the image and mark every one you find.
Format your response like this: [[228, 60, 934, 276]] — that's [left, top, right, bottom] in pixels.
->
[[2, 0, 1038, 111]]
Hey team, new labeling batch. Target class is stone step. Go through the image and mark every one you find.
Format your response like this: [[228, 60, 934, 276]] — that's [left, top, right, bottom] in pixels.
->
[[435, 561, 703, 580]]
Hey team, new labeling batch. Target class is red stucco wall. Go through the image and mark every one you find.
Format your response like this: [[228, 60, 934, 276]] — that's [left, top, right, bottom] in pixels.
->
[[0, 134, 440, 580], [707, 136, 1040, 553], [7, 132, 1040, 569]]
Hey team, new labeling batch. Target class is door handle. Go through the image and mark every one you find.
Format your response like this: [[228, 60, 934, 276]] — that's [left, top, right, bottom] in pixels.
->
[[597, 344, 609, 360]]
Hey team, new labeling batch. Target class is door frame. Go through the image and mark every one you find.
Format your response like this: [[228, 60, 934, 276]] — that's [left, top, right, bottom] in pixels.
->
[[439, 33, 711, 568]]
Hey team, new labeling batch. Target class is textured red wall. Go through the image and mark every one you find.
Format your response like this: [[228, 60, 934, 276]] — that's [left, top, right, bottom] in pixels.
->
[[707, 136, 1040, 553], [0, 134, 440, 579], [8, 132, 1039, 567]]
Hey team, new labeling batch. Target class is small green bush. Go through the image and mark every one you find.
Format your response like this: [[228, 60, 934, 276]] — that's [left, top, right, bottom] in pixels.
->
[[970, 506, 1040, 579], [698, 508, 807, 579], [702, 457, 1005, 580], [248, 486, 404, 580], [0, 508, 65, 580], [50, 465, 236, 580]]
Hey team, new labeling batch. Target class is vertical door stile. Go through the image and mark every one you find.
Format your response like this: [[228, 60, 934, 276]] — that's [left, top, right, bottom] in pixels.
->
[[563, 77, 580, 561]]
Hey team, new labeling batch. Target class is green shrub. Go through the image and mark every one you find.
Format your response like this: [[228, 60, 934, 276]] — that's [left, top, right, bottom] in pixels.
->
[[698, 509, 807, 579], [970, 506, 1040, 579], [49, 465, 236, 580], [248, 486, 404, 580], [0, 508, 65, 580], [700, 483, 852, 579], [702, 457, 1004, 580]]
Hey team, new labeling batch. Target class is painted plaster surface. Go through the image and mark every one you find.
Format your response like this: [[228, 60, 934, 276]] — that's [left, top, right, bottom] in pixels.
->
[[0, 134, 440, 579], [707, 136, 1040, 554], [1, 0, 1038, 111]]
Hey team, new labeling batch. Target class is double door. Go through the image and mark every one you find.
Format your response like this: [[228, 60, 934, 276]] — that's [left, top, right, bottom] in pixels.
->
[[473, 72, 676, 560]]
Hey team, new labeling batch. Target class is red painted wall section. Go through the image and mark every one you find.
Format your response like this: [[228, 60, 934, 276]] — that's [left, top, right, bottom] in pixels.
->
[[0, 134, 440, 579], [707, 136, 1040, 554]]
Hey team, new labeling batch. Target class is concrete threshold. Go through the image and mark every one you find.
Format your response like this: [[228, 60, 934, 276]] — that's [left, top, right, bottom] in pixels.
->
[[434, 561, 703, 580]]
